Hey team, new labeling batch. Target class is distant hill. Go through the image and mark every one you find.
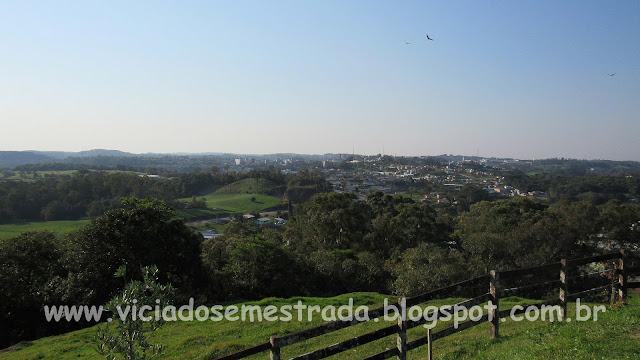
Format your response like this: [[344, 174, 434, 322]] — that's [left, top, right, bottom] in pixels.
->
[[0, 150, 137, 169], [69, 149, 136, 158], [32, 149, 136, 158], [0, 151, 57, 169]]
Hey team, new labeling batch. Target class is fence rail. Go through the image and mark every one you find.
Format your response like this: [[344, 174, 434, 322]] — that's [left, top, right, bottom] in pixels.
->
[[215, 249, 639, 360]]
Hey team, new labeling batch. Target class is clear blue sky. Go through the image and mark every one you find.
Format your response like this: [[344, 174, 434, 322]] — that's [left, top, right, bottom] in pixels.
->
[[1, 1, 639, 160]]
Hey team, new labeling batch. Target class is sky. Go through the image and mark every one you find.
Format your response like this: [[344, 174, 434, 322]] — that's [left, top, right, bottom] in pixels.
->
[[1, 1, 639, 160]]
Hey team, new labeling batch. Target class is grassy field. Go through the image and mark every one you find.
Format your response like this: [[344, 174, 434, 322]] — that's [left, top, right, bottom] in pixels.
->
[[213, 178, 281, 195], [196, 193, 283, 214], [1, 293, 637, 359], [178, 179, 285, 215], [0, 220, 90, 241]]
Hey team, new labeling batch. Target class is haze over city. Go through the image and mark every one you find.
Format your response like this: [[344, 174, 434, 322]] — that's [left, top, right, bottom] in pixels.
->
[[1, 1, 639, 160]]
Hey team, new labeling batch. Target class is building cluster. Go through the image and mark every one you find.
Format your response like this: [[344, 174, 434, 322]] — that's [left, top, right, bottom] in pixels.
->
[[313, 155, 548, 203]]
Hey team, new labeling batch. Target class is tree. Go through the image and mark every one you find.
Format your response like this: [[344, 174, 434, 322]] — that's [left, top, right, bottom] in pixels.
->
[[286, 192, 371, 252], [223, 236, 299, 299], [598, 200, 640, 247], [457, 198, 581, 271], [0, 231, 65, 347], [456, 184, 490, 212], [392, 243, 469, 297], [61, 198, 203, 306], [365, 192, 452, 258], [96, 265, 173, 360]]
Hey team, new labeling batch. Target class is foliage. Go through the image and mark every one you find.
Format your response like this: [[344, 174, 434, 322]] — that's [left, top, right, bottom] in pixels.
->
[[96, 265, 173, 360], [505, 172, 640, 203], [0, 231, 66, 348], [223, 236, 299, 299], [391, 243, 469, 296], [365, 191, 453, 258], [457, 198, 606, 272], [61, 198, 202, 306], [287, 192, 373, 252], [0, 169, 315, 222]]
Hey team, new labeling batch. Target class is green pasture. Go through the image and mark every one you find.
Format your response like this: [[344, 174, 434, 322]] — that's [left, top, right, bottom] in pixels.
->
[[1, 293, 637, 359], [0, 220, 90, 242]]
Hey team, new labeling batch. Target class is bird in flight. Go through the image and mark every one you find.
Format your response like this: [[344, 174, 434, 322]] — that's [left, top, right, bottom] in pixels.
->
[[404, 40, 411, 45], [426, 34, 434, 41], [608, 73, 616, 76]]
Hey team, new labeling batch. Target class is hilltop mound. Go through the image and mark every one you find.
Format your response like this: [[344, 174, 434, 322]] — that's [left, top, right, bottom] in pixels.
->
[[214, 178, 284, 197]]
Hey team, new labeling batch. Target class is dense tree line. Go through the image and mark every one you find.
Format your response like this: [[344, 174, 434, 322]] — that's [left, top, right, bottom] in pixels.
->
[[505, 172, 640, 204], [2, 192, 639, 348], [505, 158, 640, 176], [0, 173, 179, 222], [0, 169, 327, 223], [201, 193, 639, 302]]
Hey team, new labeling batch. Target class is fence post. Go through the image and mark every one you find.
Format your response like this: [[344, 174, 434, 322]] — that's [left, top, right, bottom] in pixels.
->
[[559, 259, 568, 320], [618, 250, 627, 304], [611, 253, 621, 306], [489, 270, 499, 339], [397, 297, 407, 360], [427, 328, 433, 360], [269, 336, 280, 360], [610, 262, 619, 306]]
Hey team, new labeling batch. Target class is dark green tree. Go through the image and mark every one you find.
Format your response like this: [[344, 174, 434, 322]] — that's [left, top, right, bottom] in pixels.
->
[[61, 198, 202, 306], [0, 231, 65, 347]]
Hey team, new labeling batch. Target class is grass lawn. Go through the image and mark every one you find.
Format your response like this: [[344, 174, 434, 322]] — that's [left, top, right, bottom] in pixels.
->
[[213, 178, 281, 195], [1, 293, 637, 359], [0, 220, 90, 242], [203, 193, 283, 214], [177, 178, 285, 217], [179, 193, 284, 215]]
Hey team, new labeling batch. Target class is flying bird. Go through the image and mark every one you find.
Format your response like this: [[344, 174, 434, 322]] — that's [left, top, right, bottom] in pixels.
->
[[426, 34, 434, 41], [608, 73, 616, 76], [404, 40, 411, 45]]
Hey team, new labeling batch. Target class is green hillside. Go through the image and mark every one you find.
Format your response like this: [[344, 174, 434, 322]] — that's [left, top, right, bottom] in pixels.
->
[[213, 178, 281, 195], [206, 193, 283, 214], [179, 178, 285, 215], [1, 293, 637, 360]]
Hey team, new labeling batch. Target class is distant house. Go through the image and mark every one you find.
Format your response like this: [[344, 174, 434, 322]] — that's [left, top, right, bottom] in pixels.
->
[[274, 217, 286, 225], [256, 217, 272, 225], [243, 214, 256, 220], [199, 230, 221, 239], [437, 197, 451, 204], [137, 174, 161, 179]]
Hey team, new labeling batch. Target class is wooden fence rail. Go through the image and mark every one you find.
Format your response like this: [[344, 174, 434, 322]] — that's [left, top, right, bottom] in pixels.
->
[[215, 249, 639, 360]]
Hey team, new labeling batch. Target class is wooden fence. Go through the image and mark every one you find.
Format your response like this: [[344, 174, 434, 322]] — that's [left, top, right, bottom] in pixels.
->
[[215, 250, 640, 360]]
